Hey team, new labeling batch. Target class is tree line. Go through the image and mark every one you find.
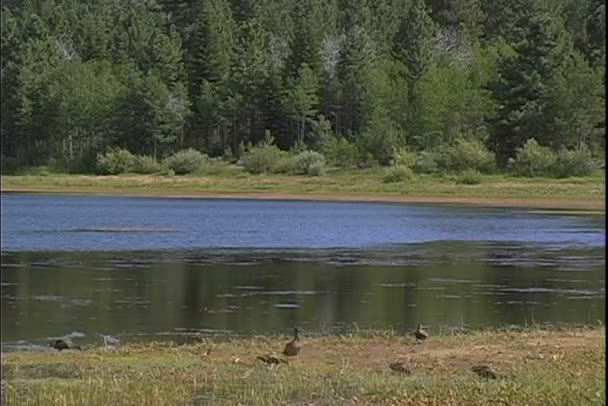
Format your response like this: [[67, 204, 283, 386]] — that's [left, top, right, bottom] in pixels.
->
[[1, 0, 605, 173]]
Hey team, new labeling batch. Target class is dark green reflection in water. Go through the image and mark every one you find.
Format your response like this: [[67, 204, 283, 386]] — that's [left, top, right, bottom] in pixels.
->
[[1, 244, 605, 349]]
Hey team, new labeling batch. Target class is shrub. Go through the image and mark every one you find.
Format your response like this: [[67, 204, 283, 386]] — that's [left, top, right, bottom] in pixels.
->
[[96, 148, 136, 175], [553, 147, 595, 178], [321, 135, 359, 168], [294, 151, 326, 175], [307, 161, 326, 176], [434, 139, 496, 174], [163, 148, 208, 175], [241, 144, 286, 174], [383, 165, 414, 183], [133, 155, 161, 174], [271, 156, 296, 174], [456, 169, 483, 185], [393, 147, 416, 169], [512, 139, 556, 177], [414, 151, 440, 174], [450, 138, 495, 173]]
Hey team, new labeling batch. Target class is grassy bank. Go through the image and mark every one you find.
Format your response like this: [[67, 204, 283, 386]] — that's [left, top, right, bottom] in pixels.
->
[[2, 327, 605, 405], [1, 167, 606, 211]]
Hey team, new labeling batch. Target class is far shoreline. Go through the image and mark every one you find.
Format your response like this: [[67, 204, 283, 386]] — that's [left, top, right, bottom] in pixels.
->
[[2, 187, 605, 214]]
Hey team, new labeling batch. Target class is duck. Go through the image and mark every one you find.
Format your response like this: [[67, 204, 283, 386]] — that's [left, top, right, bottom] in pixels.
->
[[257, 353, 287, 365], [471, 365, 498, 379], [389, 361, 413, 375], [49, 339, 81, 351], [283, 327, 302, 357], [414, 324, 429, 342]]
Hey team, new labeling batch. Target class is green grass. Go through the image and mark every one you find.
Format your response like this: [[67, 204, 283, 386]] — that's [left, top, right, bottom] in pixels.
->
[[2, 327, 605, 405], [2, 166, 605, 210]]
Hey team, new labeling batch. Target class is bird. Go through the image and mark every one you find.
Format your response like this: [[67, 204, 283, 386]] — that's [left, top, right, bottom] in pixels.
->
[[389, 361, 413, 375], [471, 365, 498, 380], [49, 339, 81, 351], [283, 327, 302, 357], [414, 324, 429, 342], [257, 353, 287, 365]]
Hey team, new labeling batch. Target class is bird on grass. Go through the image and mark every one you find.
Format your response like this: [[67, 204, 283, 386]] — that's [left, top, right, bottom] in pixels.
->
[[389, 361, 413, 375], [283, 327, 302, 357], [414, 324, 429, 342], [257, 353, 288, 365], [471, 365, 499, 380], [49, 339, 81, 351]]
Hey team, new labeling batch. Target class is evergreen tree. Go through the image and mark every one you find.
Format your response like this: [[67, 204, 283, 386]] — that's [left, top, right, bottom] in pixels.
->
[[487, 3, 569, 164]]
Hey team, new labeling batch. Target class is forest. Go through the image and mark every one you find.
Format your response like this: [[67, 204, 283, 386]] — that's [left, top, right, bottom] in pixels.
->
[[1, 0, 605, 177]]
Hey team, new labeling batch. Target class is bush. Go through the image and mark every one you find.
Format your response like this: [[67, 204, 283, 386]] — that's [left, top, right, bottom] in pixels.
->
[[163, 148, 208, 175], [553, 147, 595, 178], [96, 148, 136, 175], [294, 151, 326, 175], [434, 139, 496, 174], [241, 144, 287, 174], [307, 161, 326, 176], [512, 139, 556, 177], [456, 169, 483, 185], [383, 165, 414, 183], [393, 147, 416, 169], [414, 151, 440, 174], [271, 156, 296, 174], [133, 155, 161, 174], [321, 135, 359, 168]]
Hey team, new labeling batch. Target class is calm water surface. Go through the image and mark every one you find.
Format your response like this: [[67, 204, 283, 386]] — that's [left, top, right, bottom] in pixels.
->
[[1, 193, 605, 350]]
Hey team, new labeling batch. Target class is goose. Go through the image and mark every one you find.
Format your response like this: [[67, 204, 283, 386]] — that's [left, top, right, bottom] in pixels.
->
[[283, 327, 302, 357]]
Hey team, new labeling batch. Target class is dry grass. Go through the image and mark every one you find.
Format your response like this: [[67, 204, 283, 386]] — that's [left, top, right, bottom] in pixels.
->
[[2, 327, 605, 405]]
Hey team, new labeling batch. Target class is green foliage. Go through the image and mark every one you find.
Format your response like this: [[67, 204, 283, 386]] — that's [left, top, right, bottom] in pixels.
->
[[512, 139, 557, 177], [456, 169, 483, 185], [393, 147, 417, 168], [1, 0, 605, 179], [133, 156, 162, 174], [96, 149, 136, 175], [241, 139, 288, 174], [293, 151, 326, 175], [553, 147, 596, 178], [383, 165, 414, 183], [440, 138, 496, 173], [321, 135, 359, 168], [163, 149, 208, 175]]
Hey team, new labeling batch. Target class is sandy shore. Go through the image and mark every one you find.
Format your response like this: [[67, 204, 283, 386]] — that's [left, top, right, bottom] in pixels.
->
[[3, 187, 605, 212]]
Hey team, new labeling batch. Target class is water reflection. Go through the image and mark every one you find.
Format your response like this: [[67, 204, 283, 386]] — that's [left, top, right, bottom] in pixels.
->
[[1, 243, 605, 350]]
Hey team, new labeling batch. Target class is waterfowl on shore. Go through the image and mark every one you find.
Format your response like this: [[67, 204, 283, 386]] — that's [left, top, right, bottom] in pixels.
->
[[414, 324, 429, 342], [257, 353, 288, 365], [49, 339, 81, 351], [283, 327, 302, 357], [471, 365, 498, 379], [389, 361, 413, 375]]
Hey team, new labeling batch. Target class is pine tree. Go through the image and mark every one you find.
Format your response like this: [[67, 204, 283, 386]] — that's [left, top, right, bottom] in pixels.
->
[[487, 3, 569, 165]]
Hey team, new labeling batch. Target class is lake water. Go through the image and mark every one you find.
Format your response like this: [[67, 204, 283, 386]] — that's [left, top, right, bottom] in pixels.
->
[[1, 193, 605, 350]]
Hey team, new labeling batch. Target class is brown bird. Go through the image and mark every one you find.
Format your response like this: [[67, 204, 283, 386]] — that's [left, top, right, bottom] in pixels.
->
[[471, 365, 498, 379], [283, 327, 302, 357], [414, 324, 429, 342], [389, 361, 413, 375], [49, 339, 81, 351], [257, 353, 287, 365]]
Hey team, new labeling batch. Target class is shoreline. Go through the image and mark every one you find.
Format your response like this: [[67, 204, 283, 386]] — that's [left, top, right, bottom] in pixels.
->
[[3, 327, 605, 405], [2, 187, 605, 213]]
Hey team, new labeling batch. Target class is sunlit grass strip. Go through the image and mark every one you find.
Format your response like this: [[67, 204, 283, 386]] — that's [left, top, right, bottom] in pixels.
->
[[3, 326, 605, 405]]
